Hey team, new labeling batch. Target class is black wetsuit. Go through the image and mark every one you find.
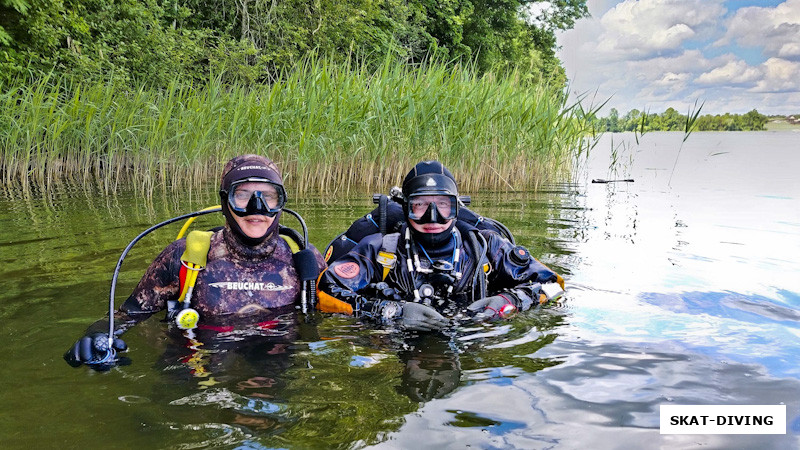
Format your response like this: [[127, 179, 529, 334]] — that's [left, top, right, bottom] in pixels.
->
[[318, 222, 559, 316]]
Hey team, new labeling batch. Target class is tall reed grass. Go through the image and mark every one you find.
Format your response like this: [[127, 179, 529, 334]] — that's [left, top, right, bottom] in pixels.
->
[[1, 57, 595, 193]]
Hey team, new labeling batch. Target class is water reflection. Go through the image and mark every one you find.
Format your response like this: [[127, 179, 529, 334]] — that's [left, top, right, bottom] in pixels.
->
[[1, 131, 799, 448], [397, 335, 462, 402]]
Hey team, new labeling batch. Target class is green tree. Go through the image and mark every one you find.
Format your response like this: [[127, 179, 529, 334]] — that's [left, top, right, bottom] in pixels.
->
[[0, 0, 31, 45], [1, 0, 208, 83], [1, 0, 588, 86], [606, 107, 619, 131], [741, 109, 767, 130], [660, 107, 683, 131]]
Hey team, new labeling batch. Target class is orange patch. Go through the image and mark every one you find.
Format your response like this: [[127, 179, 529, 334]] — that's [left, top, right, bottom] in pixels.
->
[[324, 245, 333, 262], [334, 262, 360, 279]]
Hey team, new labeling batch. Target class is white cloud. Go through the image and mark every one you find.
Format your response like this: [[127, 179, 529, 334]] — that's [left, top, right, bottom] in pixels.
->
[[721, 0, 800, 60], [557, 0, 800, 114], [524, 1, 554, 28], [697, 60, 762, 85], [777, 41, 800, 59], [751, 58, 800, 93], [597, 0, 725, 59], [655, 72, 691, 87], [632, 49, 713, 76]]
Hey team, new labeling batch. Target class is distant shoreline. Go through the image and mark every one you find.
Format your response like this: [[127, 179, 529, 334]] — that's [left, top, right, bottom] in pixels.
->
[[765, 119, 800, 131]]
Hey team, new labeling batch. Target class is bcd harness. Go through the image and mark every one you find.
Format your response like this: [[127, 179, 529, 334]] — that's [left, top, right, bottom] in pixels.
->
[[318, 217, 566, 314], [104, 205, 318, 355]]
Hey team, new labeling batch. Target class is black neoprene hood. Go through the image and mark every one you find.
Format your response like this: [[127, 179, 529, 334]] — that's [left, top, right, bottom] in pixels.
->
[[401, 161, 458, 199]]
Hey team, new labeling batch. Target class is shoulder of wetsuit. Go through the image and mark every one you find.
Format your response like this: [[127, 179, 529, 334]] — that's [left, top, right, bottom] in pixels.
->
[[454, 217, 480, 235], [456, 206, 481, 226], [326, 197, 517, 263]]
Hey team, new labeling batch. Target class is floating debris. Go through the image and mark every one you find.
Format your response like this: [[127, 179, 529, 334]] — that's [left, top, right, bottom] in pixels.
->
[[591, 178, 635, 183]]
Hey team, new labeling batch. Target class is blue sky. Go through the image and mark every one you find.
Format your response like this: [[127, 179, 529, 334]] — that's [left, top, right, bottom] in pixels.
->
[[556, 0, 800, 115]]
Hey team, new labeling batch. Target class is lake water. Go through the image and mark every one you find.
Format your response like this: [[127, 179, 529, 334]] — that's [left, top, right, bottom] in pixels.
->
[[1, 131, 798, 448]]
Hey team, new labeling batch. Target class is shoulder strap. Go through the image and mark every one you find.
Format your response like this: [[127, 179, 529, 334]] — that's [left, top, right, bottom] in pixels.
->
[[460, 227, 488, 302], [280, 234, 301, 253]]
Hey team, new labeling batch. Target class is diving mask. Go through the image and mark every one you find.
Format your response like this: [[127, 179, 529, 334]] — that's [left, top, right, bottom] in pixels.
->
[[407, 195, 457, 224], [224, 177, 286, 217]]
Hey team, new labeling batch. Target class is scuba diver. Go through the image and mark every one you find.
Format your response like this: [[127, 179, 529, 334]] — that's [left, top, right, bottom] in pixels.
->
[[317, 160, 564, 332], [65, 154, 326, 370]]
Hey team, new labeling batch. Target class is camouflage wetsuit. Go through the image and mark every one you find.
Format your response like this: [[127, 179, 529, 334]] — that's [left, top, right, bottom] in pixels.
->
[[65, 154, 325, 370], [121, 226, 326, 326]]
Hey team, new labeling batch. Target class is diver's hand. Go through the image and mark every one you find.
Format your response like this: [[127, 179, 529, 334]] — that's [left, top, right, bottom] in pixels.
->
[[467, 294, 518, 322], [378, 301, 449, 332], [64, 332, 128, 370], [397, 302, 450, 331]]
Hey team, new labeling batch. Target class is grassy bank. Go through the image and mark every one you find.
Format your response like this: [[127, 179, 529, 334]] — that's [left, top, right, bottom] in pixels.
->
[[1, 58, 594, 193], [765, 120, 800, 131]]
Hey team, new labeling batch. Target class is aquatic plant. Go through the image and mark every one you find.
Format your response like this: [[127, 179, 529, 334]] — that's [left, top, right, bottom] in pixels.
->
[[1, 57, 595, 193]]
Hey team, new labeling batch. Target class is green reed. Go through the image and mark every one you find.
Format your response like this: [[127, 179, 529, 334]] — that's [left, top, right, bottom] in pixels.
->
[[1, 57, 595, 193]]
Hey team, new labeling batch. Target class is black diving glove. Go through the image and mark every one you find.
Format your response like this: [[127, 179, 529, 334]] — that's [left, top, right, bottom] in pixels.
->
[[467, 294, 519, 322], [64, 332, 129, 370], [376, 301, 449, 332]]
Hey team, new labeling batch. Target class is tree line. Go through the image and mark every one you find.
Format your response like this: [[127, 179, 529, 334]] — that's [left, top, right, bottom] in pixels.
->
[[1, 0, 588, 87], [593, 107, 769, 132]]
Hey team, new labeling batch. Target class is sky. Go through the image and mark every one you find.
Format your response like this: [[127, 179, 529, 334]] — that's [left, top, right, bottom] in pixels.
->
[[556, 0, 800, 116]]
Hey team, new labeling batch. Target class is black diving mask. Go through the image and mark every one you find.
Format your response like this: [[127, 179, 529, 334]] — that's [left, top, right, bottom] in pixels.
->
[[224, 177, 286, 217], [407, 195, 457, 224]]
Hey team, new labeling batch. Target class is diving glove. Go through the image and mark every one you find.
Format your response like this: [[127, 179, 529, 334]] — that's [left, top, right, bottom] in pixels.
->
[[376, 301, 449, 332], [64, 332, 129, 371], [467, 294, 519, 322]]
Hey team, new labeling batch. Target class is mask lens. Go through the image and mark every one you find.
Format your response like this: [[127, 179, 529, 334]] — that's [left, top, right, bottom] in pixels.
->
[[409, 199, 430, 217]]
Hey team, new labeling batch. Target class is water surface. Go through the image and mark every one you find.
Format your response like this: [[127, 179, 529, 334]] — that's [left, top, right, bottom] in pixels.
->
[[0, 131, 798, 448]]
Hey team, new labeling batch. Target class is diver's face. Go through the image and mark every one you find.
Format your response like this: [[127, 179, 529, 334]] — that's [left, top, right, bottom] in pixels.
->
[[231, 181, 276, 238], [409, 218, 453, 235]]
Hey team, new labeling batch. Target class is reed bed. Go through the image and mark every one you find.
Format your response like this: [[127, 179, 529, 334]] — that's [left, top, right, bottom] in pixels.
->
[[1, 58, 594, 194]]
